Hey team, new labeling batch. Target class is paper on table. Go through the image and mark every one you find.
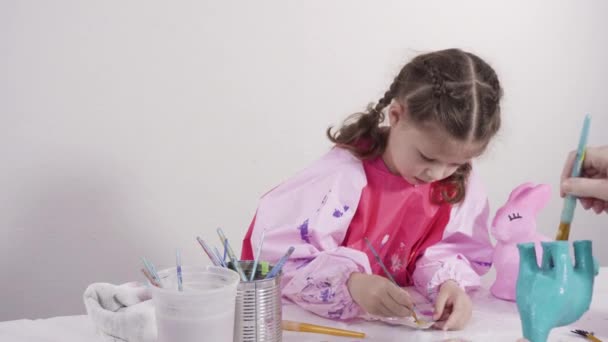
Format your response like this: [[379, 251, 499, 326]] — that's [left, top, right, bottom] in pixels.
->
[[361, 293, 436, 330]]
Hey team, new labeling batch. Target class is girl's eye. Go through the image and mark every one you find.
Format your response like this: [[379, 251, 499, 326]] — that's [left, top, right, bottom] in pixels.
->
[[420, 152, 435, 162]]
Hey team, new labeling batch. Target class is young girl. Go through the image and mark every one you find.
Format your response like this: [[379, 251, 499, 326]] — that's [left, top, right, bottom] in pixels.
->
[[241, 48, 502, 331]]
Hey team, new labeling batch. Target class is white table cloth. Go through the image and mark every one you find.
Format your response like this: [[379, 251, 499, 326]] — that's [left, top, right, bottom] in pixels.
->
[[1, 268, 607, 342]]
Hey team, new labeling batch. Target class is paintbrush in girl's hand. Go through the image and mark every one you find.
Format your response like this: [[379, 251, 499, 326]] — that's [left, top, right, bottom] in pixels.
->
[[364, 237, 422, 325]]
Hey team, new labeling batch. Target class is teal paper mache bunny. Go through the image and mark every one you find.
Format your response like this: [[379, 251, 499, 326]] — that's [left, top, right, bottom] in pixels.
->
[[516, 240, 597, 342]]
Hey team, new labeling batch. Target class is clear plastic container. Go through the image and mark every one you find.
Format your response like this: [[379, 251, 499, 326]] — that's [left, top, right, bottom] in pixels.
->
[[150, 265, 240, 342]]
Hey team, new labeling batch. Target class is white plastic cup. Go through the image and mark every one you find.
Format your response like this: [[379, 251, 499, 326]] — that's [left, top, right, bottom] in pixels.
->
[[150, 265, 240, 342]]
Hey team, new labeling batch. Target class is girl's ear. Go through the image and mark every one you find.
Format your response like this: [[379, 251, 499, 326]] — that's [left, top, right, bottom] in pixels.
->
[[388, 101, 405, 127]]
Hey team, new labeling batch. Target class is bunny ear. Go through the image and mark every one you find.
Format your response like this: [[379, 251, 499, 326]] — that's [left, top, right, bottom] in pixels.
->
[[507, 182, 536, 202], [526, 184, 552, 213], [509, 183, 552, 213]]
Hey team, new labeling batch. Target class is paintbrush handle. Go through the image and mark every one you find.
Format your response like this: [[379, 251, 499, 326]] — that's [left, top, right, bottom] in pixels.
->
[[364, 238, 396, 282], [176, 249, 183, 292], [557, 115, 591, 240], [364, 238, 421, 323], [282, 320, 365, 338], [217, 228, 248, 281], [141, 268, 162, 287], [377, 259, 398, 284], [196, 237, 221, 266], [250, 230, 266, 281], [265, 246, 294, 279]]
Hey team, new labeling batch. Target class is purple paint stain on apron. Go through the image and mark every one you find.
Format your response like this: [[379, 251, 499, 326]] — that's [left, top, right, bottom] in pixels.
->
[[298, 219, 311, 243]]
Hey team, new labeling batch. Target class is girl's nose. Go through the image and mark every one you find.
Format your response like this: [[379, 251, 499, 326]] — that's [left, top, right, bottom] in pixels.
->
[[423, 166, 446, 182]]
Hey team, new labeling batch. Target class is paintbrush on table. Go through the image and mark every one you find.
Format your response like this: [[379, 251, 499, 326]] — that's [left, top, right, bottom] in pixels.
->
[[572, 329, 603, 342]]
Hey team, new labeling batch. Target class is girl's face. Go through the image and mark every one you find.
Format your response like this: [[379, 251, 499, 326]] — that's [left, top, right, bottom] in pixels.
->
[[382, 102, 487, 185]]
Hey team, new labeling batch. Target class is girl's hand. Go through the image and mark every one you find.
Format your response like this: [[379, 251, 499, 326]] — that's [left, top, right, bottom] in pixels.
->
[[347, 273, 415, 317], [432, 280, 472, 331]]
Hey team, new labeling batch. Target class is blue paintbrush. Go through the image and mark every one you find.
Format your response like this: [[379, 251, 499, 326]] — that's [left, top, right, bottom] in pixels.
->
[[264, 246, 294, 279], [556, 114, 591, 240], [250, 230, 266, 281]]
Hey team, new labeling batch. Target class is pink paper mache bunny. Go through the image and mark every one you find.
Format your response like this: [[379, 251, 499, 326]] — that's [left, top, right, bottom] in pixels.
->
[[490, 182, 551, 301]]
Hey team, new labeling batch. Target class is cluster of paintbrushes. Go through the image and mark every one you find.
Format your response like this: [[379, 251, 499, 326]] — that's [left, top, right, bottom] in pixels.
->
[[198, 229, 294, 282], [140, 228, 294, 290], [139, 228, 366, 339]]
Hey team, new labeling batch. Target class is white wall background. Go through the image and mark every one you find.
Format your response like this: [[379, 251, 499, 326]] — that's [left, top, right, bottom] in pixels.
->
[[1, 0, 606, 321]]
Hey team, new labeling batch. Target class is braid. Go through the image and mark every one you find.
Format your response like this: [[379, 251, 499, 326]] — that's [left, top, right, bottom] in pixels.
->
[[369, 68, 403, 122], [326, 69, 404, 159], [424, 59, 448, 98], [488, 74, 502, 102]]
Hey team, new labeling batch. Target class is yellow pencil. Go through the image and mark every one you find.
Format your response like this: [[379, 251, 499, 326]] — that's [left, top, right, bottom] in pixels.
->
[[282, 320, 366, 338]]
